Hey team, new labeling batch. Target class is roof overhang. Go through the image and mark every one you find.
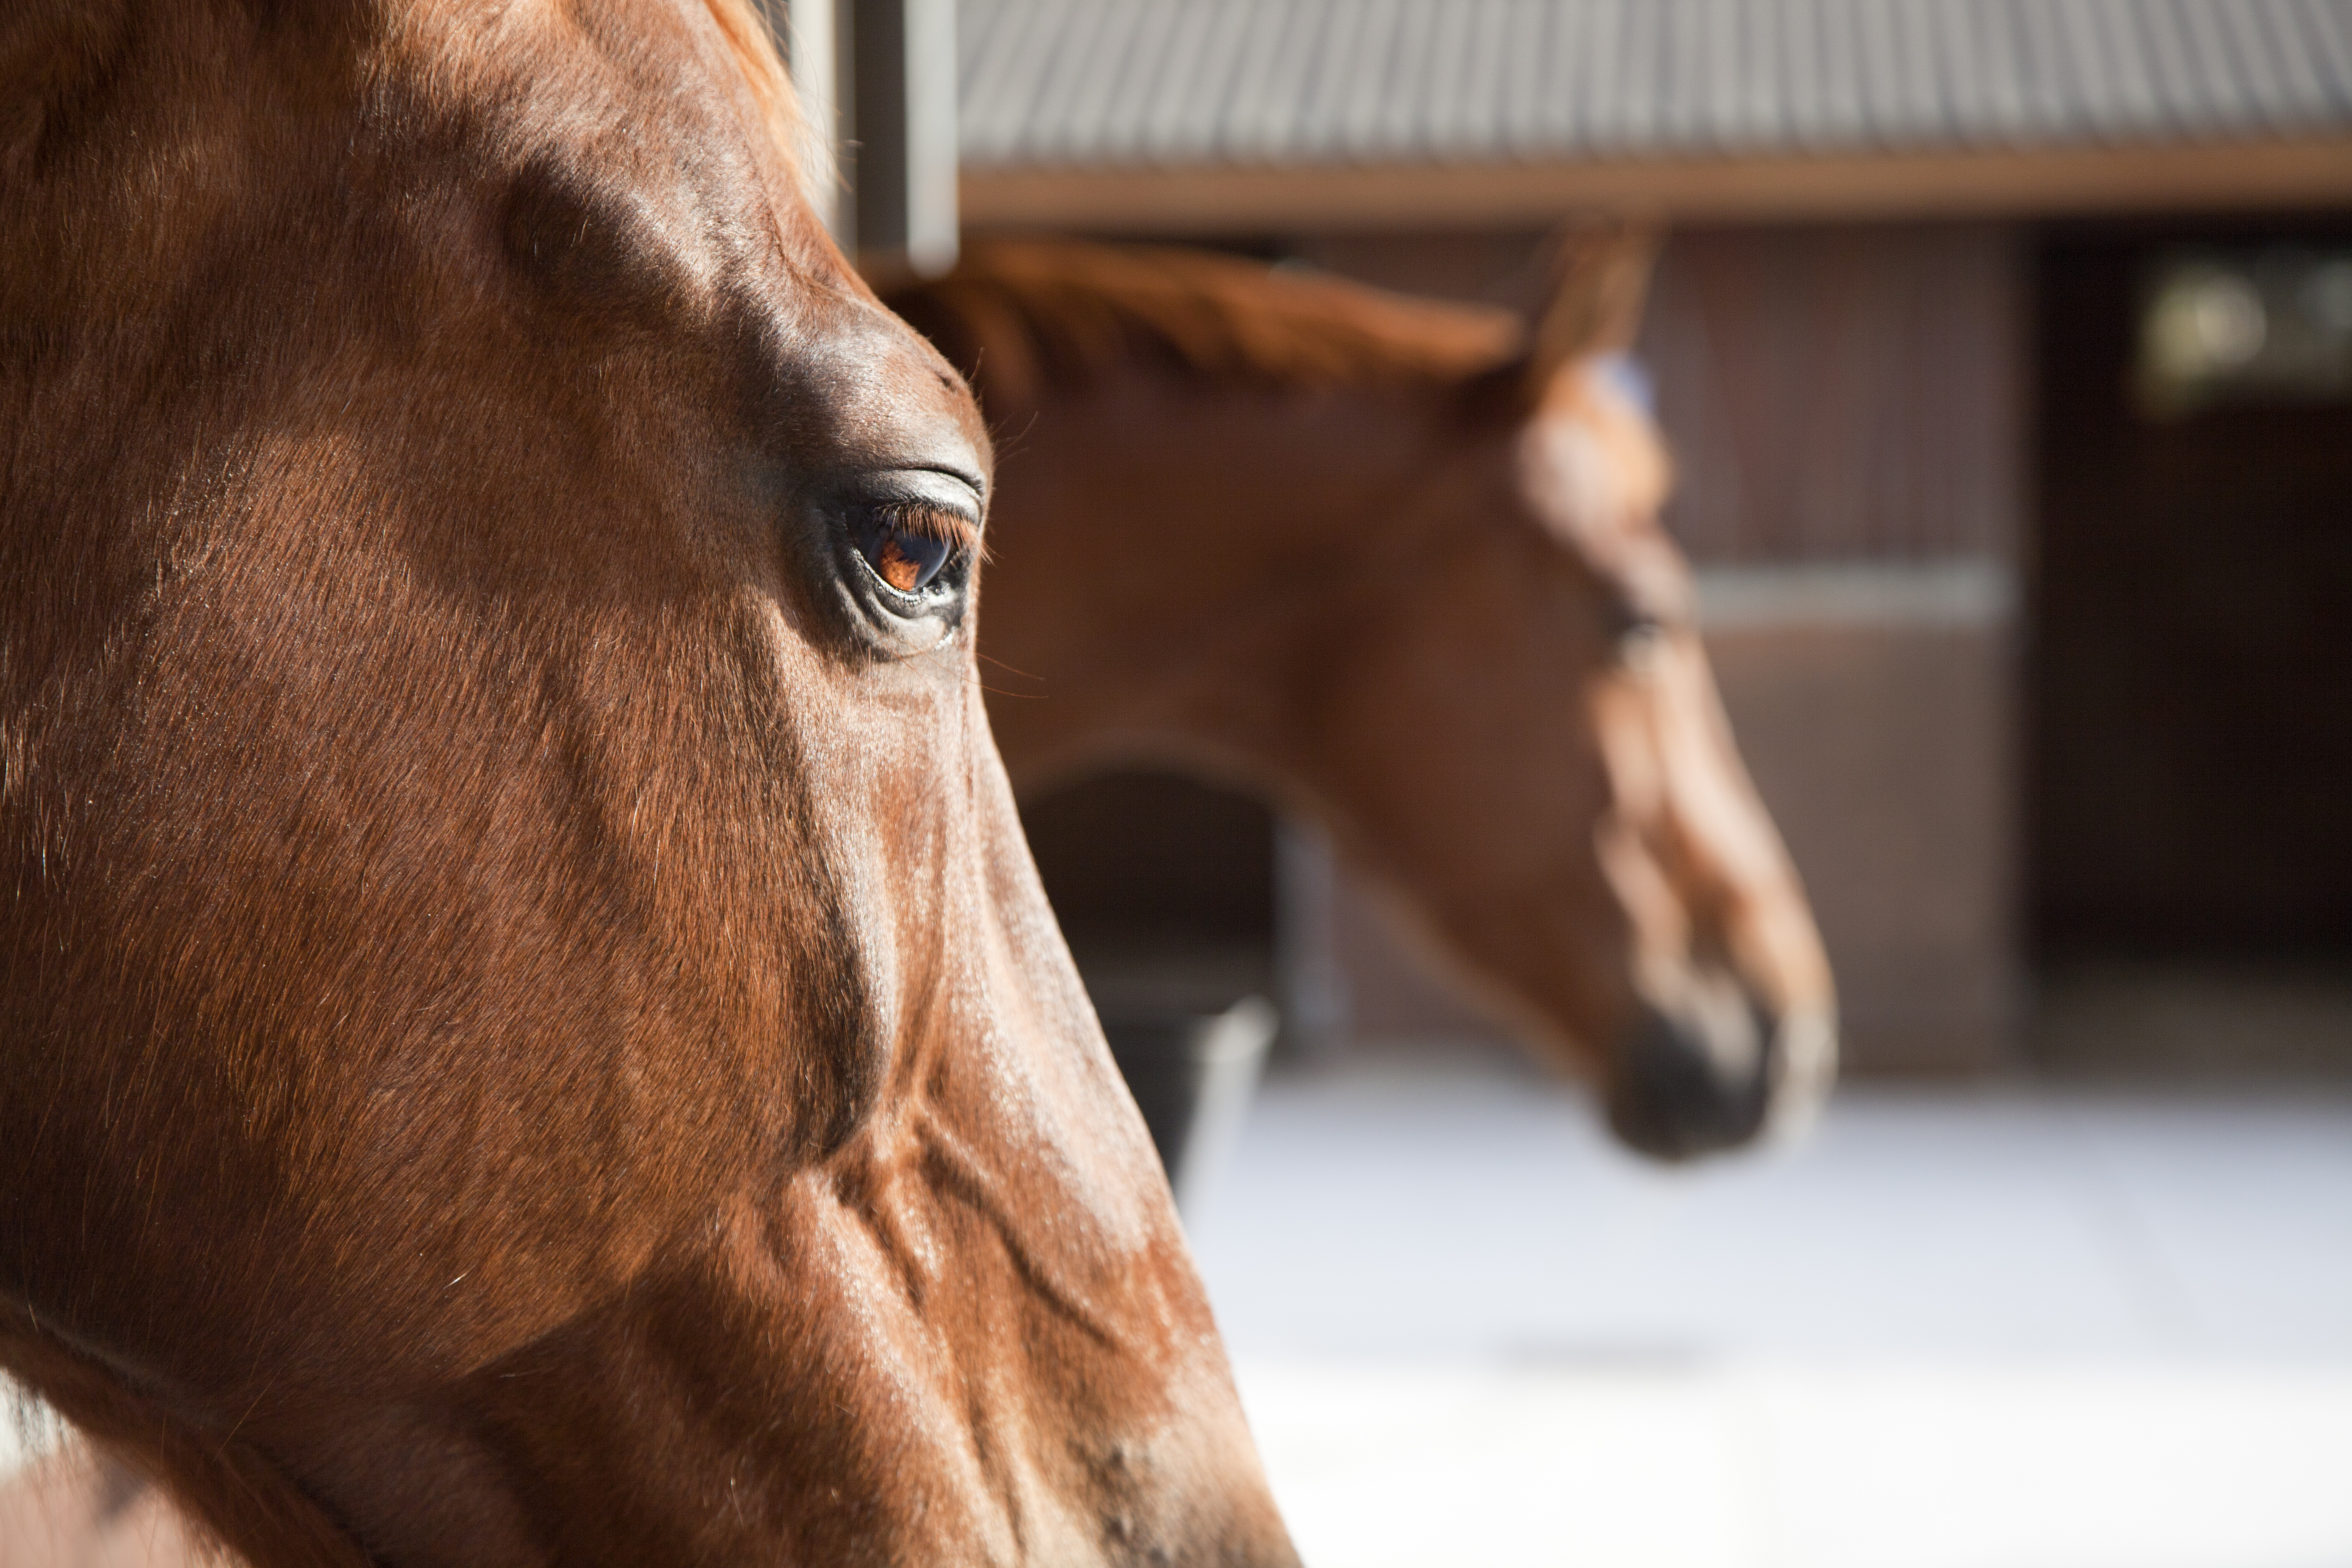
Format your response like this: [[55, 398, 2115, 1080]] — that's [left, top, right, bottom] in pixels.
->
[[962, 137, 2352, 235]]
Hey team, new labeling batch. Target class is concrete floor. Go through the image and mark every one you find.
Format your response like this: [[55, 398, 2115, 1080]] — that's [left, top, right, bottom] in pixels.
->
[[1187, 1047, 2352, 1568]]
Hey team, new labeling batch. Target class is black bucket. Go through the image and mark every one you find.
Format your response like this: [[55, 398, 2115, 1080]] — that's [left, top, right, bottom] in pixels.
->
[[1100, 995, 1277, 1219]]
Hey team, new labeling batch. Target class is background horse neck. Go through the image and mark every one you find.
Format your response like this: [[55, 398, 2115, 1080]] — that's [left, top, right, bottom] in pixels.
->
[[998, 383, 1488, 777]]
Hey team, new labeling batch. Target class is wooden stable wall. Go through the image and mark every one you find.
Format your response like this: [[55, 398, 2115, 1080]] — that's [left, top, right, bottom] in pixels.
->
[[1291, 221, 2029, 565], [1295, 222, 2030, 1072], [1641, 225, 2024, 565]]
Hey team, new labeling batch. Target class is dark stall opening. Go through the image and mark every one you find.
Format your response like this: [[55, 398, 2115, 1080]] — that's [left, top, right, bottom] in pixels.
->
[[1019, 771, 1277, 985], [1018, 772, 1281, 1208], [2029, 217, 2352, 1071]]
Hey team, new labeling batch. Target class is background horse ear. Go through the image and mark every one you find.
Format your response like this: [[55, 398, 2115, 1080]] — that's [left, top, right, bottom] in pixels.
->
[[1524, 218, 1664, 402]]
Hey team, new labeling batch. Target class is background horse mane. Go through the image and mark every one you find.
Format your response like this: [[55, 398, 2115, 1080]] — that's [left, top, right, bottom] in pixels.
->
[[895, 240, 1527, 409], [897, 235, 1673, 531]]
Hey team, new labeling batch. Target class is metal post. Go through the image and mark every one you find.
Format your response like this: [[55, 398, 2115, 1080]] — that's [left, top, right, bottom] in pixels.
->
[[776, 0, 956, 281], [1275, 820, 1353, 1059], [848, 0, 958, 280]]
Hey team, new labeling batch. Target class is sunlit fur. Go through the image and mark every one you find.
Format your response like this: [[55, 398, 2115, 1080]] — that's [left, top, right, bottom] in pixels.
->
[[0, 4, 1295, 1565], [894, 239, 1837, 1162]]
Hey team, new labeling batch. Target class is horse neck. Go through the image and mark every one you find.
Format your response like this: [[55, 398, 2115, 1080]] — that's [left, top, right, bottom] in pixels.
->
[[981, 368, 1488, 789], [1068, 369, 1462, 590]]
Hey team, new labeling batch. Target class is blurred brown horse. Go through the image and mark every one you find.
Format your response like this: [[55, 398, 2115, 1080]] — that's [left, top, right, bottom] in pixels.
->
[[0, 3, 1292, 1565], [890, 240, 1836, 1161]]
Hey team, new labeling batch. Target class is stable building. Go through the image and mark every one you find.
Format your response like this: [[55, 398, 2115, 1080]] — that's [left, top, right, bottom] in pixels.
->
[[949, 0, 2352, 1073]]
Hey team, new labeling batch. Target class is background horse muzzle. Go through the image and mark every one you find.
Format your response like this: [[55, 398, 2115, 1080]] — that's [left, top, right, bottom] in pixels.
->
[[1605, 969, 1837, 1161]]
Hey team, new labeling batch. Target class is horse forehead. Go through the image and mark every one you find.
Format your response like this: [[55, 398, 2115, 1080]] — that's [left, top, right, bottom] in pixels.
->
[[404, 0, 753, 122], [1500, 389, 1691, 632], [377, 5, 984, 450], [382, 0, 803, 285], [1516, 380, 1671, 543]]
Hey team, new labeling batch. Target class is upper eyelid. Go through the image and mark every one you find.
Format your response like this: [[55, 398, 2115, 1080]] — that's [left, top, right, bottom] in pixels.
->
[[1607, 594, 1675, 633], [909, 464, 987, 506], [853, 467, 982, 518], [1601, 556, 1694, 634]]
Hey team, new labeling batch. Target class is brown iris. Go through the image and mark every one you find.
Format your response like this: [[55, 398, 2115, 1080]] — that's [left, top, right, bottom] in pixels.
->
[[876, 534, 929, 591]]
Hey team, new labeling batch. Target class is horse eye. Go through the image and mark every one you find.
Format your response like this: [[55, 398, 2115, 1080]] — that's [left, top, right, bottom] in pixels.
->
[[848, 504, 961, 594], [1614, 613, 1671, 673]]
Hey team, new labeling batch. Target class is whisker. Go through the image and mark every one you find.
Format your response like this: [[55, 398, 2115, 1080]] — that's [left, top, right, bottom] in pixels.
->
[[986, 409, 1044, 466], [975, 650, 1046, 683], [875, 637, 1040, 698], [967, 678, 1047, 700]]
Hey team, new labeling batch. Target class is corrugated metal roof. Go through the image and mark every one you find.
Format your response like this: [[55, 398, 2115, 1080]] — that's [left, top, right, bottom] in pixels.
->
[[959, 0, 2352, 169]]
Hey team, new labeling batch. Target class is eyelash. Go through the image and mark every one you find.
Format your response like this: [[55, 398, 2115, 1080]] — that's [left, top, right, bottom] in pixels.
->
[[848, 503, 980, 597]]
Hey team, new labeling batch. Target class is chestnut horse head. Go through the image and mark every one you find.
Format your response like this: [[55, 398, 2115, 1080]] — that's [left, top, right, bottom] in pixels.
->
[[891, 237, 1836, 1162], [0, 4, 1292, 1564]]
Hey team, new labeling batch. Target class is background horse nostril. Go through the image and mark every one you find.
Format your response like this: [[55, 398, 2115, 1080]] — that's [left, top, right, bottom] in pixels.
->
[[1606, 993, 1776, 1162]]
